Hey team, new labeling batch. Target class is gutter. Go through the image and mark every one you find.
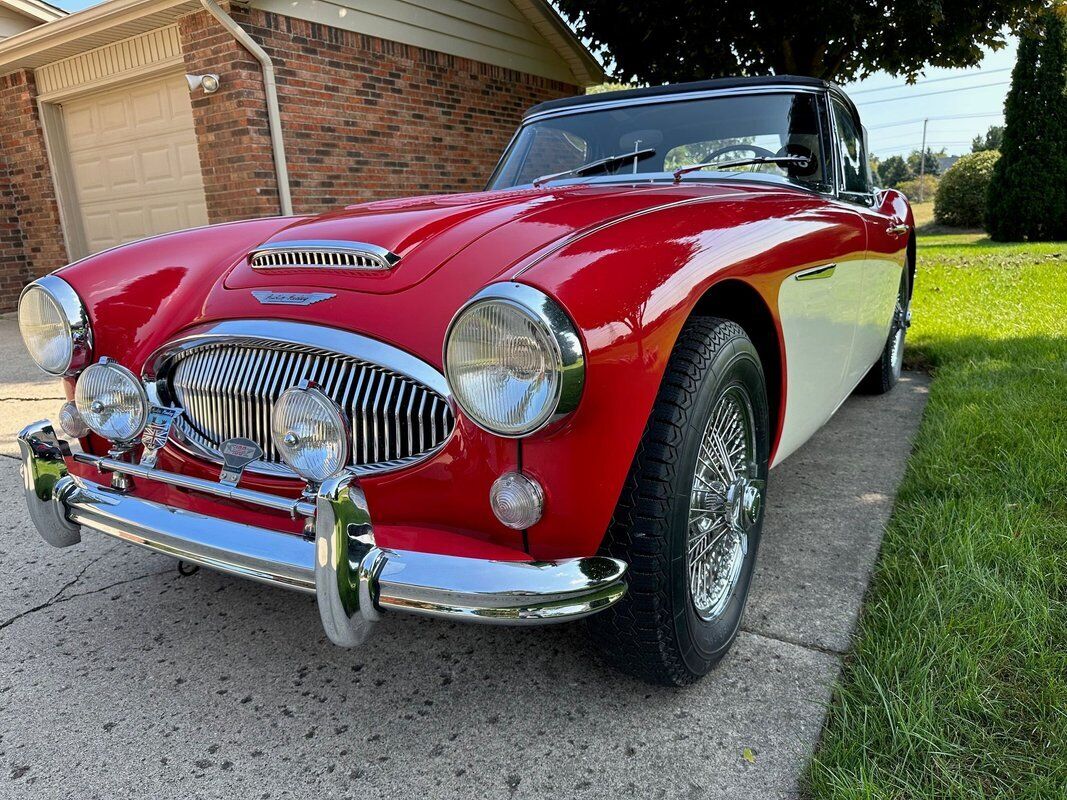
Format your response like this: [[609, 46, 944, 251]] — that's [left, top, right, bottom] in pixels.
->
[[198, 0, 293, 216]]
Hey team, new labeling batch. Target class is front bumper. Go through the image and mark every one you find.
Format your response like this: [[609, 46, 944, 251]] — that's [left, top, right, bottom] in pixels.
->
[[17, 420, 627, 646]]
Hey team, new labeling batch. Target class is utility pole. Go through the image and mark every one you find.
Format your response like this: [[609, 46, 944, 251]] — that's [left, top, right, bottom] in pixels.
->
[[918, 118, 929, 202]]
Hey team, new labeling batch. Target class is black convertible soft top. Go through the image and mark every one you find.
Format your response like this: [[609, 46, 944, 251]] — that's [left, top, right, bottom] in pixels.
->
[[525, 75, 860, 123]]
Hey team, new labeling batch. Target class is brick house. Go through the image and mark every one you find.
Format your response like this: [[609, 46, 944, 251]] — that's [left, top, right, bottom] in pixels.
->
[[0, 0, 603, 310]]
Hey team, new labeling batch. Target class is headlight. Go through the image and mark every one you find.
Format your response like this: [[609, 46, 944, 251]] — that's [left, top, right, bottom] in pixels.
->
[[271, 383, 349, 483], [444, 283, 584, 437], [18, 276, 92, 375], [75, 359, 149, 443]]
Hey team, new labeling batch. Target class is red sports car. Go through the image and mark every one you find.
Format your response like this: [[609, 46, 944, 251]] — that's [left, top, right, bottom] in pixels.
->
[[18, 76, 913, 685]]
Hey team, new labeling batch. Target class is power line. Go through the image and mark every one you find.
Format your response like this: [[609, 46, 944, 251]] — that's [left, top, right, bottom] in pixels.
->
[[856, 80, 1009, 106], [848, 67, 1012, 96], [868, 111, 1004, 130]]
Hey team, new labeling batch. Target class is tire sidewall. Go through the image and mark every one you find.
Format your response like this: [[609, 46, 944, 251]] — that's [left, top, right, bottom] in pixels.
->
[[669, 340, 770, 674]]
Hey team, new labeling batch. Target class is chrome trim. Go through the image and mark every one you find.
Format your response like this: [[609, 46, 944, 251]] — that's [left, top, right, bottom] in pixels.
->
[[142, 320, 454, 478], [522, 84, 823, 125], [886, 224, 909, 236], [72, 451, 317, 516], [250, 240, 401, 271], [18, 275, 94, 376], [794, 263, 837, 281], [18, 420, 629, 641], [443, 282, 585, 438], [76, 358, 151, 447]]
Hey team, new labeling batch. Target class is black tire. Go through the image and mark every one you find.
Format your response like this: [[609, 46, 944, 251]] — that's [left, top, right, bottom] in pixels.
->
[[587, 317, 771, 686], [857, 263, 911, 395]]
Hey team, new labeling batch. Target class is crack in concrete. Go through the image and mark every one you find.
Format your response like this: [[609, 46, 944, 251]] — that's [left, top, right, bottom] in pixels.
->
[[740, 625, 847, 658], [0, 548, 170, 633], [0, 395, 64, 401], [0, 452, 19, 461]]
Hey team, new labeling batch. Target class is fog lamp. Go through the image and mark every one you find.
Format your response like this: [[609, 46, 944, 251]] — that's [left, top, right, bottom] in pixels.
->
[[74, 359, 149, 444], [271, 383, 349, 484], [58, 400, 89, 439], [490, 472, 544, 530]]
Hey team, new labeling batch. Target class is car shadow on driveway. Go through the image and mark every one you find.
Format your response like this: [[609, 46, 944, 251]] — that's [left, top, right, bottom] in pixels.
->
[[0, 370, 929, 800]]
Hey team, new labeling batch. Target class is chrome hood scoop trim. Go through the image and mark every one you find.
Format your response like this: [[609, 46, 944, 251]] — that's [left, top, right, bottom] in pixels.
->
[[249, 240, 401, 272]]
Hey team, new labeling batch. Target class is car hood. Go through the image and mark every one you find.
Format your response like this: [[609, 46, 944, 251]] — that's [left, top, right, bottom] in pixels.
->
[[222, 183, 734, 295], [57, 182, 760, 372]]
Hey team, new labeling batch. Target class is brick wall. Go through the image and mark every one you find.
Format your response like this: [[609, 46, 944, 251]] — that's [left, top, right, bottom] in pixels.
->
[[0, 70, 66, 311], [179, 9, 281, 223], [180, 8, 578, 219]]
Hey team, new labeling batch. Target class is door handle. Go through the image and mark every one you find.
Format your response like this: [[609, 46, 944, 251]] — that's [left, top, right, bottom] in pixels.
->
[[886, 224, 909, 236]]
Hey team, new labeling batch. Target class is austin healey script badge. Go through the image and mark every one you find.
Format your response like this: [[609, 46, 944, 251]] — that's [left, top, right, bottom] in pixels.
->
[[219, 437, 264, 486], [140, 407, 182, 468]]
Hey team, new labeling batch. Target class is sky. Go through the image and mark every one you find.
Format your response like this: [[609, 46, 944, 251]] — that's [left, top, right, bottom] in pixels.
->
[[841, 38, 1016, 161], [49, 0, 1014, 160]]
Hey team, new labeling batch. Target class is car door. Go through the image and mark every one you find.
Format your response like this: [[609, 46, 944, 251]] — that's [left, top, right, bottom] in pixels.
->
[[828, 99, 910, 391]]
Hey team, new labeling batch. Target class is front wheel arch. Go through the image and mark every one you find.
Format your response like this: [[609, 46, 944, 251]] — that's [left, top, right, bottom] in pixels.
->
[[689, 279, 783, 460]]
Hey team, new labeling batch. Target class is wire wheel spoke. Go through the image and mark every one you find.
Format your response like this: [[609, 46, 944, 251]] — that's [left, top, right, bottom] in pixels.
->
[[686, 384, 757, 622]]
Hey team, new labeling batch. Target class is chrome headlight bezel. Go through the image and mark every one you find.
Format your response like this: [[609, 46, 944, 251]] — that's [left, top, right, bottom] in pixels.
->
[[17, 275, 93, 376], [271, 382, 351, 484], [443, 282, 585, 438], [74, 358, 150, 444]]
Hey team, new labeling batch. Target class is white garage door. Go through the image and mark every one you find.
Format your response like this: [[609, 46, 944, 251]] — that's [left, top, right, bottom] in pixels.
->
[[61, 73, 208, 254]]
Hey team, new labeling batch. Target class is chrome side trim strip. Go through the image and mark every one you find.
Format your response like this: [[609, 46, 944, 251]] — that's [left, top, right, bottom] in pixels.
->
[[250, 240, 401, 271], [794, 263, 837, 281]]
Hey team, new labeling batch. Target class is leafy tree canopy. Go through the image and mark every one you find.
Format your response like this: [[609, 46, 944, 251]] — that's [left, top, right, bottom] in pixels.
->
[[907, 148, 947, 177], [971, 125, 1005, 152], [556, 1, 1044, 83], [987, 5, 1067, 241], [877, 155, 912, 188]]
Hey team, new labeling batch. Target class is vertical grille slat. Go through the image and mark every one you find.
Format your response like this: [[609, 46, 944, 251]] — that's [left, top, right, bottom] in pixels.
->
[[170, 341, 452, 476]]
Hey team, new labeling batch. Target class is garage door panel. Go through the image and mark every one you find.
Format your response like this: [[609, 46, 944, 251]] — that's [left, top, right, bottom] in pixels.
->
[[61, 72, 207, 254]]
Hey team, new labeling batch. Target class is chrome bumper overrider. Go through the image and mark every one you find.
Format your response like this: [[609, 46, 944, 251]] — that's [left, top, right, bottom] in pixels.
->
[[17, 420, 627, 646]]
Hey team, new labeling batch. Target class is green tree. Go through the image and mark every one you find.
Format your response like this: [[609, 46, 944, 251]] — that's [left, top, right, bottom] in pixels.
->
[[988, 6, 1067, 240], [934, 150, 1000, 227], [907, 148, 946, 177], [877, 155, 912, 188], [970, 125, 1005, 152], [555, 1, 1042, 84]]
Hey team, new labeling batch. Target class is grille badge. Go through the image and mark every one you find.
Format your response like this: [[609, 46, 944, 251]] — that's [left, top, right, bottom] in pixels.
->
[[140, 407, 182, 468], [219, 437, 264, 486], [252, 290, 335, 306]]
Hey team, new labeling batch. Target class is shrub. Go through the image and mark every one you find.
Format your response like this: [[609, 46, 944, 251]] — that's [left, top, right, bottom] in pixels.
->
[[934, 151, 999, 228], [896, 175, 940, 203]]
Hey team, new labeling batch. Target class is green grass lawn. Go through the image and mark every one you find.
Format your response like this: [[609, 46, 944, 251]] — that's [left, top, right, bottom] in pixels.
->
[[808, 233, 1067, 798]]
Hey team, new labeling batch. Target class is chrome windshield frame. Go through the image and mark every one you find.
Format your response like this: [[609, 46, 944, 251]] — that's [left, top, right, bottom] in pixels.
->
[[486, 84, 836, 193]]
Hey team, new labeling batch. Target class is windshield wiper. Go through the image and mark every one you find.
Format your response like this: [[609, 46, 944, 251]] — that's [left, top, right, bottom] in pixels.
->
[[672, 155, 811, 183], [533, 148, 656, 187]]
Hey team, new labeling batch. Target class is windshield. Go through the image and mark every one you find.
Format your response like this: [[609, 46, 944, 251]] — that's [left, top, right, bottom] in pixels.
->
[[488, 92, 830, 192]]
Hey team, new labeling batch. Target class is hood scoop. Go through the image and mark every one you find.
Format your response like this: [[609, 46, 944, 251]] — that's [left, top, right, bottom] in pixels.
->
[[249, 240, 401, 272]]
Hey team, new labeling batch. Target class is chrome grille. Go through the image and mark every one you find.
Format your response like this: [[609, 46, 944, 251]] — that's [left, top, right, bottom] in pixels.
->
[[168, 342, 453, 475]]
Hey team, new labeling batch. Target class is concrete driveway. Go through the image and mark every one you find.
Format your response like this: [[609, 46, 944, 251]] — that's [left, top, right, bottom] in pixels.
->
[[0, 316, 929, 799]]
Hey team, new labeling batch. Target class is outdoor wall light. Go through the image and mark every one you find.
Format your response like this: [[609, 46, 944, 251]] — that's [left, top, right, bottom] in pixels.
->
[[186, 73, 221, 94]]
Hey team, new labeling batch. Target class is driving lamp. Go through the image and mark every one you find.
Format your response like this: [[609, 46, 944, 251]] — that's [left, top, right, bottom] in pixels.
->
[[18, 276, 92, 376], [444, 283, 584, 437], [74, 359, 149, 444], [271, 383, 349, 484]]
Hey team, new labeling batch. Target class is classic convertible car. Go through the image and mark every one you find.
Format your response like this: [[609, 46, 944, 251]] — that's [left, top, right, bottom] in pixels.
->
[[17, 76, 913, 685]]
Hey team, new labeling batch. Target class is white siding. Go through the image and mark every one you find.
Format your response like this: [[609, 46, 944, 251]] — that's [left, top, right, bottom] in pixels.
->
[[251, 0, 578, 83]]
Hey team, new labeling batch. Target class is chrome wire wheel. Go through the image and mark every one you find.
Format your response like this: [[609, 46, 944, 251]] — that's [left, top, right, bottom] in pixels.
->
[[889, 280, 910, 381], [687, 384, 763, 622]]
